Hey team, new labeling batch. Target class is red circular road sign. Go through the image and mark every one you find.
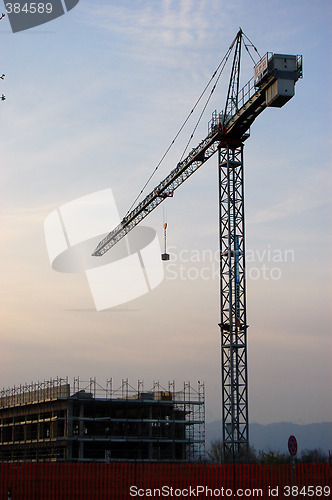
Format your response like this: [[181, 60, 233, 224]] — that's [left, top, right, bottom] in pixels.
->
[[288, 435, 298, 456]]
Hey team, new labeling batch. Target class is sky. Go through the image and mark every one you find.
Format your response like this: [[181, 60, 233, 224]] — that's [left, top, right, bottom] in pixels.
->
[[0, 0, 331, 435]]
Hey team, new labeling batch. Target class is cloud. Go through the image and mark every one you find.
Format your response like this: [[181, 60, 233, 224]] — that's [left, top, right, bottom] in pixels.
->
[[84, 0, 226, 51], [248, 169, 332, 224]]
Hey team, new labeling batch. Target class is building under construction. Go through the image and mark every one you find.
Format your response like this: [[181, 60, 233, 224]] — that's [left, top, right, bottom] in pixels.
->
[[0, 377, 204, 463]]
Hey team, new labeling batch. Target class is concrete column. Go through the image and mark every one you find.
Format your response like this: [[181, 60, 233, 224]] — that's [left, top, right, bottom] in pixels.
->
[[79, 403, 84, 459]]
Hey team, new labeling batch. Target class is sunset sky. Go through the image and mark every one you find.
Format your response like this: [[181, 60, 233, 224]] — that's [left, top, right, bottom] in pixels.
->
[[0, 0, 331, 431]]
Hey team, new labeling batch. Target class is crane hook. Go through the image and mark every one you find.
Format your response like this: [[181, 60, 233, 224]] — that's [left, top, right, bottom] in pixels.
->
[[161, 222, 170, 261]]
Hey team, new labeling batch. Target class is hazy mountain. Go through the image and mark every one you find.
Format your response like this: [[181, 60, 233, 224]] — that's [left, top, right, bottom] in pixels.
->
[[205, 421, 332, 455]]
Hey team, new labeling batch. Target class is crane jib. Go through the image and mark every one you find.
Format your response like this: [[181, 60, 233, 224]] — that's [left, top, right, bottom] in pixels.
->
[[92, 129, 222, 256], [92, 52, 302, 257]]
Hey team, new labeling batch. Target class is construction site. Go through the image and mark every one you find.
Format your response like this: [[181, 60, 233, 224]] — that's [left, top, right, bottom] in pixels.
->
[[1, 0, 331, 495], [1, 31, 303, 465], [0, 377, 205, 463]]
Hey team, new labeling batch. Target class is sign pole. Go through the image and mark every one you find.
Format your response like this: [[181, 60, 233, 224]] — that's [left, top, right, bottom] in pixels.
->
[[288, 435, 298, 500]]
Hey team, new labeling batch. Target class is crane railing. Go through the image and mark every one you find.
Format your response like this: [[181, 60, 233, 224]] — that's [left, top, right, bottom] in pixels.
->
[[208, 75, 258, 135]]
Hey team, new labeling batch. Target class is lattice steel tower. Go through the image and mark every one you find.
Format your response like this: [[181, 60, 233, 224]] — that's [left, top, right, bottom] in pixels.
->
[[92, 30, 302, 462], [218, 144, 248, 461]]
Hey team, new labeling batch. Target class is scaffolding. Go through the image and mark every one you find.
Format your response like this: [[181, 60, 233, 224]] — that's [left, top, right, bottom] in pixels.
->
[[0, 377, 204, 463]]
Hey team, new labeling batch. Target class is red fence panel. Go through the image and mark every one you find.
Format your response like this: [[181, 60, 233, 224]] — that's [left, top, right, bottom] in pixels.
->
[[0, 462, 330, 499]]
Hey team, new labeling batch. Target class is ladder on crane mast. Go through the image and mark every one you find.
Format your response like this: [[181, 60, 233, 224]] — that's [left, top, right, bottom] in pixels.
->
[[92, 30, 302, 462]]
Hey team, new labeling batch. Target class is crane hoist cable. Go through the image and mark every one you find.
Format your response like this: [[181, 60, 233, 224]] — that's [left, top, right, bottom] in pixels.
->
[[242, 31, 261, 57], [161, 221, 170, 261], [125, 37, 238, 217], [179, 33, 261, 163], [242, 31, 261, 65], [179, 51, 231, 163], [161, 205, 169, 261]]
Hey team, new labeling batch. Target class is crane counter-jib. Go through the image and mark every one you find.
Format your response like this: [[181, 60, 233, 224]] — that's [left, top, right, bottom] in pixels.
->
[[92, 52, 302, 257]]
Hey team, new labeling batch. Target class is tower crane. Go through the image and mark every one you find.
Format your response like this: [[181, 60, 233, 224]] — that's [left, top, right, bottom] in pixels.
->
[[93, 29, 302, 462]]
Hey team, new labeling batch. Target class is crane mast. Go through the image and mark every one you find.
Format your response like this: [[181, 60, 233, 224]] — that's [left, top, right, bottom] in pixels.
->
[[93, 31, 302, 462]]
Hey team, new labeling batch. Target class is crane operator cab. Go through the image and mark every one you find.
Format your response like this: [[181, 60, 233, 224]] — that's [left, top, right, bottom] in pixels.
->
[[254, 53, 303, 107]]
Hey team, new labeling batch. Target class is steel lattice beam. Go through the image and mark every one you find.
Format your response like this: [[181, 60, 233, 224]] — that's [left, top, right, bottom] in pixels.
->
[[92, 131, 222, 256], [219, 144, 249, 462]]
